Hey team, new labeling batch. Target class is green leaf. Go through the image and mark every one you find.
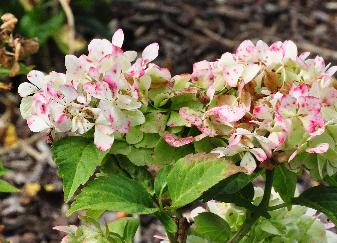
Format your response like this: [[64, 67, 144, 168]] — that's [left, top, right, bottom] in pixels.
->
[[193, 212, 232, 242], [273, 165, 297, 203], [20, 11, 65, 44], [86, 209, 105, 220], [327, 124, 337, 142], [167, 111, 188, 127], [116, 156, 154, 194], [141, 112, 167, 135], [0, 66, 11, 78], [109, 141, 132, 156], [325, 173, 337, 187], [68, 175, 157, 215], [0, 160, 7, 176], [124, 109, 145, 126], [209, 183, 257, 212], [201, 172, 263, 213], [0, 179, 20, 193], [17, 63, 34, 75], [194, 138, 226, 153], [153, 138, 194, 165], [52, 137, 108, 201], [134, 133, 160, 148], [126, 127, 143, 144], [292, 185, 337, 225], [156, 211, 177, 234], [170, 94, 203, 111], [0, 63, 34, 78], [205, 172, 258, 196], [284, 118, 307, 149], [259, 221, 282, 235], [186, 235, 209, 243], [154, 165, 172, 197], [102, 155, 154, 195], [108, 217, 140, 243], [127, 147, 153, 166], [167, 153, 243, 208]]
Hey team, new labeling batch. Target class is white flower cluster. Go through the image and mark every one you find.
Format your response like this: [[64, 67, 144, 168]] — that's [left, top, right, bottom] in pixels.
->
[[18, 29, 161, 151]]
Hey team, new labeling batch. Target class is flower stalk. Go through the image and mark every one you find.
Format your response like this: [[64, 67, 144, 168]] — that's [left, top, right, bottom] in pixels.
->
[[228, 169, 274, 243]]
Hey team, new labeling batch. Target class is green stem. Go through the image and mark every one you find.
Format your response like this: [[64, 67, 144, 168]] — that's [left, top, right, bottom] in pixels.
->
[[259, 169, 274, 209], [167, 232, 177, 243], [227, 211, 259, 243], [228, 169, 274, 243], [268, 202, 289, 211]]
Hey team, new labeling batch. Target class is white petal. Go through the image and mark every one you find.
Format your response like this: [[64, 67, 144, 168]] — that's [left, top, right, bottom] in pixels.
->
[[88, 39, 112, 61], [18, 82, 38, 97], [212, 144, 246, 157], [60, 84, 78, 103], [283, 40, 298, 60], [27, 70, 45, 89], [326, 66, 337, 76], [142, 43, 159, 62], [218, 52, 235, 65], [112, 28, 124, 48], [124, 51, 137, 62], [94, 126, 114, 151], [299, 51, 310, 61], [240, 152, 257, 175], [83, 81, 112, 100], [65, 55, 82, 73], [223, 64, 244, 87], [99, 101, 131, 133], [20, 96, 33, 119], [242, 64, 260, 84], [71, 116, 94, 134], [27, 115, 50, 132], [206, 104, 247, 123]]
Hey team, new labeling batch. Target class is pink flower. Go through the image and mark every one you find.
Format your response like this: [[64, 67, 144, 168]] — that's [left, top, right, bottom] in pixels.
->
[[276, 83, 324, 136]]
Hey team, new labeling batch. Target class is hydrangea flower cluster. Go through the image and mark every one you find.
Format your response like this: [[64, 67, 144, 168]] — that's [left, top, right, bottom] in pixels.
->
[[19, 30, 337, 177], [189, 188, 337, 242], [19, 29, 166, 151]]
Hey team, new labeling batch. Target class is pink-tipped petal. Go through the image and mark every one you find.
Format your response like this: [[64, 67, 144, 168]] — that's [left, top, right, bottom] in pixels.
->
[[179, 107, 203, 127], [253, 103, 273, 120], [112, 28, 124, 48], [250, 148, 268, 161], [27, 115, 50, 132], [236, 40, 256, 61], [163, 133, 194, 147], [289, 83, 310, 99], [306, 143, 329, 154], [206, 104, 247, 123], [94, 126, 114, 151], [142, 43, 159, 62]]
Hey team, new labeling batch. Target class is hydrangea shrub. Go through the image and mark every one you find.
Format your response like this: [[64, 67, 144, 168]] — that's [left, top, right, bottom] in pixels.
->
[[19, 29, 337, 242]]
